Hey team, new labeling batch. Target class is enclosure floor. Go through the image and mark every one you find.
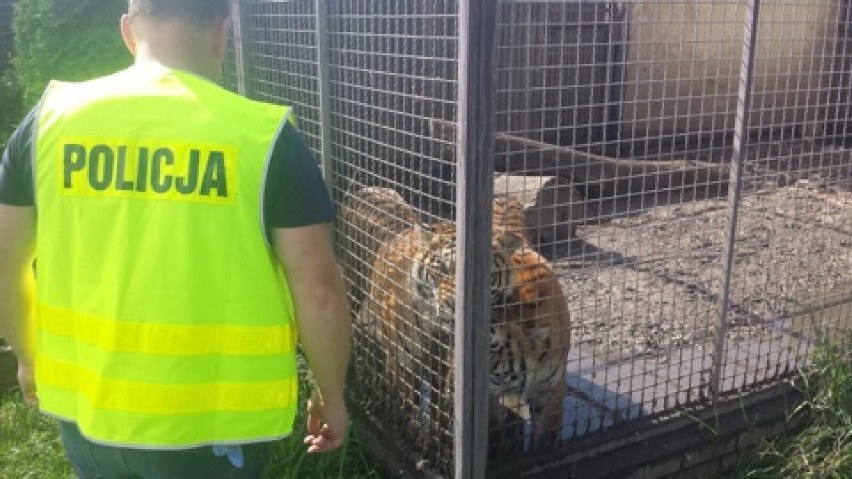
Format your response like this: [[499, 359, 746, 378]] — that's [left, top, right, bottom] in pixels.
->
[[559, 329, 813, 440], [552, 178, 852, 442]]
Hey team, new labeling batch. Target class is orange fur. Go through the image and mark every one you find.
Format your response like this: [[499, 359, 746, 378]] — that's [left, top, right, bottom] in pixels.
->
[[349, 190, 570, 452], [339, 187, 418, 313], [491, 248, 571, 448]]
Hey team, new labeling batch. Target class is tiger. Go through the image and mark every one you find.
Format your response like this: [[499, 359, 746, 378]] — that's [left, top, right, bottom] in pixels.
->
[[487, 247, 571, 451], [440, 198, 570, 452], [491, 194, 526, 241], [338, 186, 419, 313], [350, 187, 570, 453], [358, 219, 525, 402]]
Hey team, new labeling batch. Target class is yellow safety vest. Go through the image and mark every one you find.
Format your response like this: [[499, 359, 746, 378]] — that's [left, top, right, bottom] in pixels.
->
[[33, 63, 298, 448]]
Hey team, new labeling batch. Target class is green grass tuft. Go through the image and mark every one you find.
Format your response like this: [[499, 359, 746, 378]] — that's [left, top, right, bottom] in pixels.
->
[[0, 391, 75, 478], [264, 421, 382, 479], [731, 335, 852, 479]]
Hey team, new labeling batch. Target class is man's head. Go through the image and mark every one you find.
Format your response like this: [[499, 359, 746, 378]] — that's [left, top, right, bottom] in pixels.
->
[[127, 0, 230, 27], [121, 0, 231, 80]]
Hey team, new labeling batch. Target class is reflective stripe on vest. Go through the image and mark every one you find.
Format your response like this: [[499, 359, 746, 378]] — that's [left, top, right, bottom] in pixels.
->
[[33, 63, 298, 448]]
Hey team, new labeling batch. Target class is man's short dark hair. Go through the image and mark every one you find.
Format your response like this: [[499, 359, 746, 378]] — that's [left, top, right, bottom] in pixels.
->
[[128, 0, 230, 25]]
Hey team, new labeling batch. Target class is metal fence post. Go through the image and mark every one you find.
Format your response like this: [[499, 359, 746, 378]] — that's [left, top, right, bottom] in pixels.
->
[[230, 0, 251, 97], [711, 0, 761, 402], [315, 0, 334, 185], [455, 0, 498, 477]]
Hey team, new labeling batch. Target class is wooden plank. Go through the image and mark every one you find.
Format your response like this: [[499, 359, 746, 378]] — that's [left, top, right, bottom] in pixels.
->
[[432, 119, 730, 197]]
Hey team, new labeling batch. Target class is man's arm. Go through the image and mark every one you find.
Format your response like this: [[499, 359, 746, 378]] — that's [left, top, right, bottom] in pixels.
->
[[272, 223, 351, 453], [0, 205, 37, 361], [0, 108, 39, 406], [0, 205, 38, 406]]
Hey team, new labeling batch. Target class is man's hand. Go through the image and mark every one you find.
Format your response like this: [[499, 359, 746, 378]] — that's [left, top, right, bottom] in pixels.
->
[[17, 360, 38, 409], [303, 389, 349, 454]]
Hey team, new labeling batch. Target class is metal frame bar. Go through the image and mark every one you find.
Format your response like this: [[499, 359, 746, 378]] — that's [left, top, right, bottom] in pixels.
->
[[712, 0, 761, 402], [315, 0, 334, 186], [455, 0, 499, 477], [828, 0, 852, 140], [230, 0, 250, 97]]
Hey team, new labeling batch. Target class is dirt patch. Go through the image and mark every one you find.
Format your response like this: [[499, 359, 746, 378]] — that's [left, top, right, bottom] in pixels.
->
[[558, 180, 852, 357]]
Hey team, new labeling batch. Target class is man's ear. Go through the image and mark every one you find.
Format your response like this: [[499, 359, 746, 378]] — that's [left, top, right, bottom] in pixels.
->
[[120, 14, 137, 57]]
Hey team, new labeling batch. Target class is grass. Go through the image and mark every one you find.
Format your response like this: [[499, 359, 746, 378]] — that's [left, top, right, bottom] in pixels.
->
[[731, 336, 852, 479], [0, 362, 383, 478], [4, 339, 850, 479], [0, 391, 74, 479]]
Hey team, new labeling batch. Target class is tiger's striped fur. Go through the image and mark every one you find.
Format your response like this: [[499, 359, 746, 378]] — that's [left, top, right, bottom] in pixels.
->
[[492, 194, 526, 241], [359, 220, 524, 401], [339, 187, 418, 313], [489, 247, 571, 449], [347, 187, 570, 451]]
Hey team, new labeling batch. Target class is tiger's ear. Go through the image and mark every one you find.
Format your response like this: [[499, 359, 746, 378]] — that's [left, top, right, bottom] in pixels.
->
[[494, 231, 524, 253]]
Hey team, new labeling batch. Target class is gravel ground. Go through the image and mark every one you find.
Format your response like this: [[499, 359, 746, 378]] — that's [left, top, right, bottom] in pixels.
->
[[557, 159, 852, 359]]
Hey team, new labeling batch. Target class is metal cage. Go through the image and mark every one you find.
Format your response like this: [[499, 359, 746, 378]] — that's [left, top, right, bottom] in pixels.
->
[[226, 0, 852, 476]]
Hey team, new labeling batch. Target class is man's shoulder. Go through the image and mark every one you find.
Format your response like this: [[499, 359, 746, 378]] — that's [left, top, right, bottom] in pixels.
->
[[36, 68, 138, 111], [45, 68, 134, 91], [0, 107, 38, 206]]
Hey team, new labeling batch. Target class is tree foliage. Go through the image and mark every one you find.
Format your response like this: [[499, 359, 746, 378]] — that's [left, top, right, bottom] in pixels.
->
[[12, 0, 130, 108], [0, 69, 23, 150]]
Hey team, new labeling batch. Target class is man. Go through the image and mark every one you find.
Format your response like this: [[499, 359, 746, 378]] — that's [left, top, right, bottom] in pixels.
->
[[0, 0, 351, 477]]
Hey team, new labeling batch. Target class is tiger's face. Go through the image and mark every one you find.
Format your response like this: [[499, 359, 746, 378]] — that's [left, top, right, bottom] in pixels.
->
[[410, 229, 524, 336], [488, 321, 527, 396], [410, 236, 456, 336]]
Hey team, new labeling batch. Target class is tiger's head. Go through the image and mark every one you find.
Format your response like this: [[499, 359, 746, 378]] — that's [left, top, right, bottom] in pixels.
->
[[410, 225, 524, 336]]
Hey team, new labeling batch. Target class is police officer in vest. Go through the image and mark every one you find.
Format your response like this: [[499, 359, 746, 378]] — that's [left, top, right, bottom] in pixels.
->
[[0, 0, 352, 476]]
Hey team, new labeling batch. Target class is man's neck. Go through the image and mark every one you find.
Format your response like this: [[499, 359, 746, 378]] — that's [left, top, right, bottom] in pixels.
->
[[133, 47, 218, 81]]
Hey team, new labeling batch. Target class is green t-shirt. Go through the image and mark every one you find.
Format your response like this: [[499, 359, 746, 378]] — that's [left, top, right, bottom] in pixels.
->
[[0, 106, 335, 238]]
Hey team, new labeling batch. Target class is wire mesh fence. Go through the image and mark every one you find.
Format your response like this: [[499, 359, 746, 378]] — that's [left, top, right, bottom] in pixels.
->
[[228, 0, 852, 476], [329, 1, 461, 472], [721, 0, 852, 394], [245, 1, 321, 151], [222, 27, 239, 93]]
